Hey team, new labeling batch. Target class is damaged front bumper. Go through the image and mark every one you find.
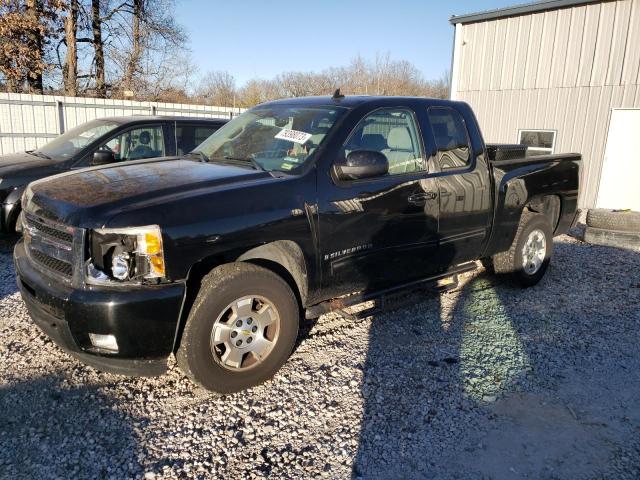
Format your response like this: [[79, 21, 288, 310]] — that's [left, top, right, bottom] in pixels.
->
[[14, 239, 186, 377]]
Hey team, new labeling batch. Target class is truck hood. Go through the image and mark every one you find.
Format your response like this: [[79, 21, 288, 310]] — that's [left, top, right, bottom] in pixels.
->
[[0, 151, 62, 177], [26, 157, 274, 227]]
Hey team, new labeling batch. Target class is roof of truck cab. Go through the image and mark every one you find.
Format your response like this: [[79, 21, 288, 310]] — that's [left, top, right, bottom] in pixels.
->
[[95, 115, 229, 124], [261, 95, 455, 109]]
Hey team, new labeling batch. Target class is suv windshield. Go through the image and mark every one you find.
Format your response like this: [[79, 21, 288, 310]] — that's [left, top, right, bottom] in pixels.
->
[[35, 120, 119, 161], [195, 105, 346, 173]]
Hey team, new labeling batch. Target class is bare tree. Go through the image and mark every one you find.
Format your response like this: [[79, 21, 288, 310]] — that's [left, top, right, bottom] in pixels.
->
[[121, 0, 140, 92], [237, 78, 283, 107], [62, 0, 78, 95], [196, 70, 236, 107], [106, 0, 185, 97], [0, 0, 61, 93], [89, 0, 106, 96]]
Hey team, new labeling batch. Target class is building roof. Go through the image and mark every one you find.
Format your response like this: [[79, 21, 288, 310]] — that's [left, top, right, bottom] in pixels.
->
[[450, 0, 603, 24]]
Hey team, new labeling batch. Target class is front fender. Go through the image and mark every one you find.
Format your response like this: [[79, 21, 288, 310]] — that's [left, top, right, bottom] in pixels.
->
[[1, 185, 25, 232], [236, 240, 309, 306]]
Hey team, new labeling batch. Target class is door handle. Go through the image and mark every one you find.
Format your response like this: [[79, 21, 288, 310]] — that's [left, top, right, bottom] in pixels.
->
[[408, 192, 437, 205]]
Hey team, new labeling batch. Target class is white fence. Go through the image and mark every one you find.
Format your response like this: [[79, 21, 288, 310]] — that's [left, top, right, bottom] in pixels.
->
[[0, 93, 243, 155]]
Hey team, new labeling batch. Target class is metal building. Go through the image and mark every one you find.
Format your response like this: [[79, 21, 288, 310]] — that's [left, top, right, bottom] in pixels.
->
[[450, 0, 640, 209]]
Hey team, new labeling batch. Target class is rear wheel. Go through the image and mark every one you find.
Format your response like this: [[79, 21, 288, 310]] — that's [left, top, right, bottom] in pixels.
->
[[177, 262, 299, 393], [490, 211, 553, 287]]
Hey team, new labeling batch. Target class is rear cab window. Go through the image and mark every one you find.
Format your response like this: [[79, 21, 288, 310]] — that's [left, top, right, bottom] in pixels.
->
[[427, 107, 472, 170], [176, 123, 221, 155]]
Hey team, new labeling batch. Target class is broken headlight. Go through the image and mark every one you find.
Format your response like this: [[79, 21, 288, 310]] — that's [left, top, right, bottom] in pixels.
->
[[87, 225, 166, 284]]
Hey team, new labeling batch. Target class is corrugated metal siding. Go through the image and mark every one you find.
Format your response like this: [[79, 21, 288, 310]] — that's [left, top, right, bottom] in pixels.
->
[[451, 0, 640, 207], [0, 93, 243, 155]]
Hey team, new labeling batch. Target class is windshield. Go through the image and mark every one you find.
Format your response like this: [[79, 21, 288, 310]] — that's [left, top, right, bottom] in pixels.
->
[[35, 120, 120, 161], [195, 105, 347, 173]]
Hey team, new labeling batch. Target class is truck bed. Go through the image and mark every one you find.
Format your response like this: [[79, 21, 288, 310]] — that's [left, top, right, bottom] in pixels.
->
[[483, 147, 582, 258]]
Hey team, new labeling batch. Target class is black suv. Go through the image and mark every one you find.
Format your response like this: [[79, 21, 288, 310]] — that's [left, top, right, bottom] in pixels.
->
[[0, 116, 227, 232]]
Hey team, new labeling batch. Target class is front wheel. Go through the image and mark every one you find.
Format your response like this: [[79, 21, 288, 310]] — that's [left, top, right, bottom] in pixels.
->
[[489, 211, 553, 287], [177, 262, 299, 393]]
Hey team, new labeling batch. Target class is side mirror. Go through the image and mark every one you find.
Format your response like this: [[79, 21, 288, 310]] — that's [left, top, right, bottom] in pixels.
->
[[334, 150, 389, 181], [92, 150, 115, 165]]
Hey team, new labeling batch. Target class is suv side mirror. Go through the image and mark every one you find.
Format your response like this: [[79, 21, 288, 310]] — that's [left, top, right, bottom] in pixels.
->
[[92, 150, 115, 165], [334, 150, 389, 181]]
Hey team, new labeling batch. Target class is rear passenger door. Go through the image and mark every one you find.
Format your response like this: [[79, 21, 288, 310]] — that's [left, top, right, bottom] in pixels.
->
[[319, 107, 441, 296], [427, 106, 492, 264], [175, 123, 222, 155]]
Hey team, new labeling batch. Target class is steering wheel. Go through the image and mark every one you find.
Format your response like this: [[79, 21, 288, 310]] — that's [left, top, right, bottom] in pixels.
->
[[99, 143, 115, 153]]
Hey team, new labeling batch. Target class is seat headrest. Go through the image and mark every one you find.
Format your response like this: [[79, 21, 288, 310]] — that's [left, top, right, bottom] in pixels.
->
[[433, 123, 454, 148], [432, 123, 449, 138], [387, 127, 412, 150], [359, 133, 387, 151], [138, 131, 151, 145]]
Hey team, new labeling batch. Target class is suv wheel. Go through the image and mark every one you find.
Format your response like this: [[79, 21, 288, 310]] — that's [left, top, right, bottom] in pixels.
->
[[177, 262, 299, 393], [489, 211, 553, 287]]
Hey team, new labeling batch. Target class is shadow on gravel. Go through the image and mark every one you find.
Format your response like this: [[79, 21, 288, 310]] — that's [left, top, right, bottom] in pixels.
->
[[353, 240, 640, 479], [0, 234, 20, 300], [0, 375, 145, 479]]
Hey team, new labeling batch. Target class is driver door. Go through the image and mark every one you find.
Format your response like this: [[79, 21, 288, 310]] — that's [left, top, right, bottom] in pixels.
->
[[318, 107, 441, 297], [87, 125, 169, 166]]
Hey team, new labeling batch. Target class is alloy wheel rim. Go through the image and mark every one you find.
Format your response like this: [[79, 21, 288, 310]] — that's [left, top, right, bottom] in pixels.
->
[[522, 228, 546, 275], [210, 295, 280, 370]]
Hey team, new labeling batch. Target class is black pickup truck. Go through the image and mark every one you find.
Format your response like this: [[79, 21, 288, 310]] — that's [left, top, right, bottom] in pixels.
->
[[14, 95, 580, 393], [0, 116, 226, 233]]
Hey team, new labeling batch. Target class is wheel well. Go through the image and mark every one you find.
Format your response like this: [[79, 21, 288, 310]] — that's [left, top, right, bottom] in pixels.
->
[[525, 195, 561, 233], [5, 202, 21, 233], [173, 241, 308, 353], [242, 258, 303, 308]]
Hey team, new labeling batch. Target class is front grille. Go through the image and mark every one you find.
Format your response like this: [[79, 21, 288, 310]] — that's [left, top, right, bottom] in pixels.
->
[[30, 249, 73, 277], [23, 212, 79, 281], [25, 215, 73, 245]]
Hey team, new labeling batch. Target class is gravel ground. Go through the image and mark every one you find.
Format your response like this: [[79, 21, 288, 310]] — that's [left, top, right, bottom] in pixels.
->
[[1, 233, 639, 479]]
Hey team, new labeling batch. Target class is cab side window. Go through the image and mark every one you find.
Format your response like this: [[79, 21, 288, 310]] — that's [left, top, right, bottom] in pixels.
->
[[94, 126, 165, 164], [427, 107, 471, 169], [343, 108, 424, 176]]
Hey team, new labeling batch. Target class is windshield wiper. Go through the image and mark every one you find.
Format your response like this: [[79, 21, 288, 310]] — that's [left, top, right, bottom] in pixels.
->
[[208, 155, 265, 172], [27, 150, 52, 160], [184, 150, 209, 162]]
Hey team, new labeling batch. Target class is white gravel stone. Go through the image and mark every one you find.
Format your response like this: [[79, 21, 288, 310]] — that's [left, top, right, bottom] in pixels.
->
[[1, 235, 639, 479]]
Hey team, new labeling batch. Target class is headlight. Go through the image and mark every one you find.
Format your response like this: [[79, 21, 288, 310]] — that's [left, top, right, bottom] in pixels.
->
[[87, 225, 166, 283]]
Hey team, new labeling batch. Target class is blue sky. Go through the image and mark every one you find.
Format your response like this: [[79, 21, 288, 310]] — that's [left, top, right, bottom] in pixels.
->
[[175, 0, 518, 85]]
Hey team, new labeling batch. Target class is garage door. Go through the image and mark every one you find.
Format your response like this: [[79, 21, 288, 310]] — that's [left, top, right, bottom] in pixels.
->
[[596, 109, 640, 211]]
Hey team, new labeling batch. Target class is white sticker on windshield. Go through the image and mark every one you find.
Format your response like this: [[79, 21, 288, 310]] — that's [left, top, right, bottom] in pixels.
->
[[275, 128, 312, 144]]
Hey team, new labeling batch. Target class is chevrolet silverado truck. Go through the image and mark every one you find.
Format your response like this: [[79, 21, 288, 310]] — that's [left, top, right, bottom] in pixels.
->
[[0, 116, 226, 233], [14, 95, 580, 393]]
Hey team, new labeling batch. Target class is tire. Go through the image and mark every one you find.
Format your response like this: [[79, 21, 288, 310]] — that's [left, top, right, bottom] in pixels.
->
[[584, 226, 640, 249], [177, 262, 299, 393], [586, 209, 640, 233], [490, 210, 553, 287]]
